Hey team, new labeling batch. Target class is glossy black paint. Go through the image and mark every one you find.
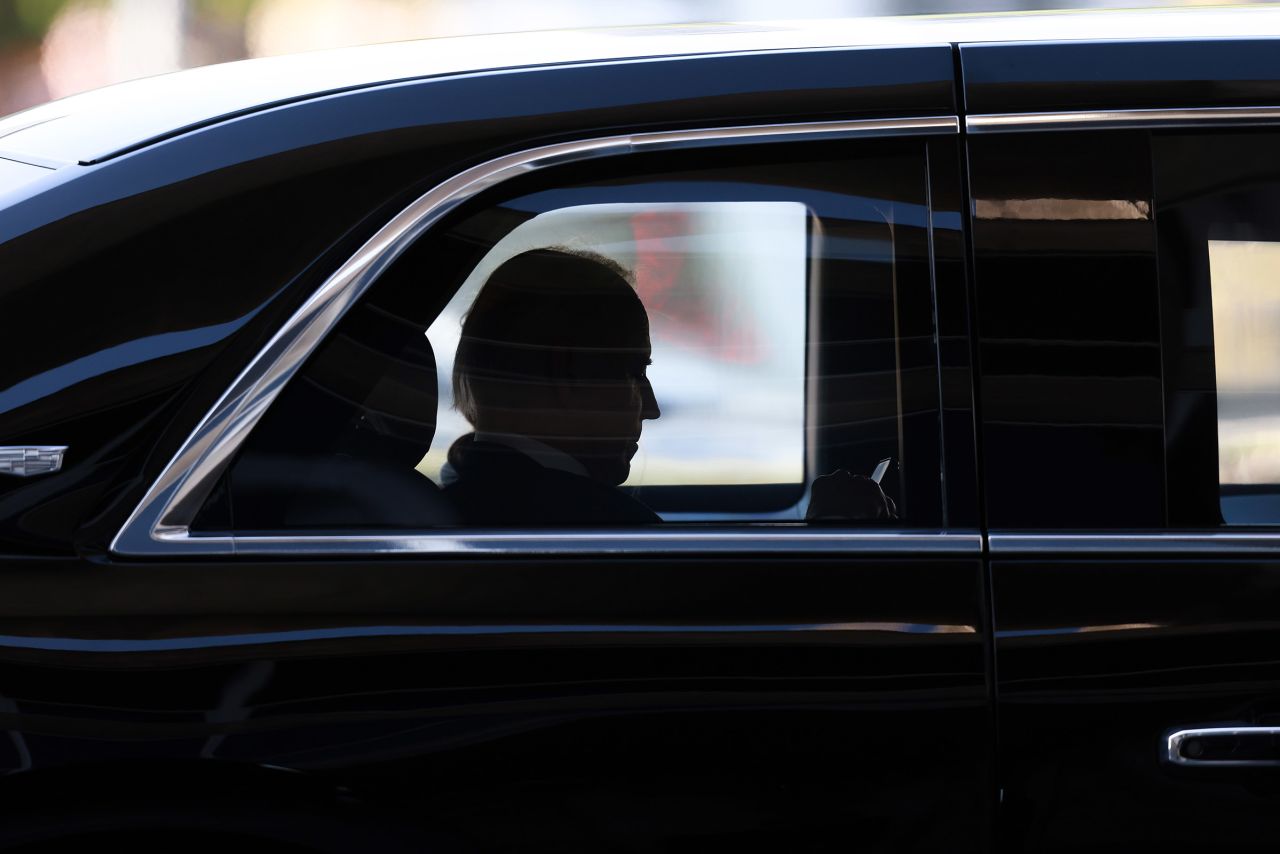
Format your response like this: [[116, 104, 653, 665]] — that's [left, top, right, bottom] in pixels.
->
[[0, 147, 440, 553], [970, 38, 1280, 854], [961, 38, 1280, 114], [0, 39, 988, 853], [1, 46, 956, 238], [20, 26, 1280, 853], [0, 44, 955, 553], [0, 554, 989, 852], [3, 44, 958, 168], [995, 558, 1280, 852]]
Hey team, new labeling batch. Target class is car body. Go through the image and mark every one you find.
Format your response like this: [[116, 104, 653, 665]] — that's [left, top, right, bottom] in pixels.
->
[[5, 7, 1280, 851]]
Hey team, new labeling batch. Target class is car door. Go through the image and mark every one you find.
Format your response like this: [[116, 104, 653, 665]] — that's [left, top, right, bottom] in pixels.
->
[[964, 38, 1280, 852], [0, 47, 990, 853]]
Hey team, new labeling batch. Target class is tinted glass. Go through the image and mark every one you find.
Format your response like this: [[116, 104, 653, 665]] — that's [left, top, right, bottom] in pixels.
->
[[423, 201, 810, 494], [1156, 130, 1280, 525], [970, 131, 1165, 528], [204, 140, 944, 530]]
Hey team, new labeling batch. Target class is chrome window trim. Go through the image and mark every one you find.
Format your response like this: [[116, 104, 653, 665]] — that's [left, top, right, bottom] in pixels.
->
[[111, 115, 960, 558], [150, 529, 983, 558], [989, 532, 1280, 555], [967, 106, 1280, 134]]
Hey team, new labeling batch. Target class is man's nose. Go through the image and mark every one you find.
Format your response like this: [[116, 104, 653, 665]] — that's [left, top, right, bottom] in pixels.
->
[[641, 378, 661, 420]]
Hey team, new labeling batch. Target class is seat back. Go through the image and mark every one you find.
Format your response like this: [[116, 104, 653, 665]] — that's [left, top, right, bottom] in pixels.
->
[[224, 301, 456, 530]]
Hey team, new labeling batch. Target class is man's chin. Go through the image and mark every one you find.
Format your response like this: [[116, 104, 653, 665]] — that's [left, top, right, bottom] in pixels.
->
[[600, 461, 631, 487], [614, 444, 642, 483], [578, 445, 638, 486]]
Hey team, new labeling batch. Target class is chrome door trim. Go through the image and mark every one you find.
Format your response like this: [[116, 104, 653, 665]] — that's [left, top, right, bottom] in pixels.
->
[[989, 532, 1280, 556], [0, 617, 979, 654], [112, 115, 959, 557], [1166, 727, 1280, 767], [967, 106, 1280, 134], [146, 528, 983, 558]]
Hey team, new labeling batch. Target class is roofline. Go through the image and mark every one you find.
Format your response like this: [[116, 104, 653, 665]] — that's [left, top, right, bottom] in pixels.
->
[[6, 6, 1280, 168]]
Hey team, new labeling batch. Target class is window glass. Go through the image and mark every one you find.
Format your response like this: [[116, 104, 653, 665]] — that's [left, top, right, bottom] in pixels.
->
[[1209, 240, 1280, 500], [421, 202, 809, 492], [205, 141, 942, 530], [969, 131, 1165, 529], [1156, 131, 1280, 525]]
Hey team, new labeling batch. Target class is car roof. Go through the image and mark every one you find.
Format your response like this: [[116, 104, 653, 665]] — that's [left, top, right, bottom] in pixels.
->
[[3, 6, 1280, 167]]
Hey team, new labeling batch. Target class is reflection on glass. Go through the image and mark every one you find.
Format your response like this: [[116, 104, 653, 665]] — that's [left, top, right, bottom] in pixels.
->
[[973, 198, 1150, 221], [1210, 240, 1280, 486], [420, 202, 809, 489]]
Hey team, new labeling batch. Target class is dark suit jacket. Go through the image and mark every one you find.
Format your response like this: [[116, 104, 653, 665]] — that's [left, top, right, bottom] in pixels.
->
[[443, 434, 660, 525]]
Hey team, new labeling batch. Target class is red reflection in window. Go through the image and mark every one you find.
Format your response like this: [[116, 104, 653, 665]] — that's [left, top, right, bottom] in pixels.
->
[[630, 211, 760, 363]]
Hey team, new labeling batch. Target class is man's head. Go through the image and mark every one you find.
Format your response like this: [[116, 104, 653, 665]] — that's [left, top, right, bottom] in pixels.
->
[[453, 248, 661, 485]]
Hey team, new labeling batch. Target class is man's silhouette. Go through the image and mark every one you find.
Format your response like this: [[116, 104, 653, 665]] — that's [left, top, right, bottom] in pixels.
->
[[444, 248, 661, 524]]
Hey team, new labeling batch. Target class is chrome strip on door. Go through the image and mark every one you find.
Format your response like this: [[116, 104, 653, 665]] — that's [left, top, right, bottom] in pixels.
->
[[112, 115, 961, 557], [989, 532, 1280, 555], [0, 619, 980, 654], [212, 529, 982, 558], [967, 106, 1280, 134]]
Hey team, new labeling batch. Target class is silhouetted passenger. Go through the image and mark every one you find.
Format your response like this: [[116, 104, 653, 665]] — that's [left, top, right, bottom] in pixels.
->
[[444, 248, 661, 524]]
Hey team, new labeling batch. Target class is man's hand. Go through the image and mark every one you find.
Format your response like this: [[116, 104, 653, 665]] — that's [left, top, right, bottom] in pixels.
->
[[805, 469, 897, 521]]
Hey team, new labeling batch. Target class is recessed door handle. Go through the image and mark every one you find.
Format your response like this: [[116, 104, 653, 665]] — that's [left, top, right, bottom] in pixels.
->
[[1166, 727, 1280, 766]]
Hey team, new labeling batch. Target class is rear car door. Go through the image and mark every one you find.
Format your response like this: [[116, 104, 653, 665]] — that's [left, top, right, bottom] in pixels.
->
[[964, 37, 1280, 851]]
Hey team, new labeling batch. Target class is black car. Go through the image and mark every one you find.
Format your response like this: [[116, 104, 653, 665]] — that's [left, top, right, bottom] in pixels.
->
[[5, 7, 1280, 851]]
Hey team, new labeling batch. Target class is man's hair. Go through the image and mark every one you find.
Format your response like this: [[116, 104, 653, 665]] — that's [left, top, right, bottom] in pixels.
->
[[452, 247, 645, 425]]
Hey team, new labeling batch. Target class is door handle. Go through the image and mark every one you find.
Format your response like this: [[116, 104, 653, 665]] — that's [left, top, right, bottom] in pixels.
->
[[1166, 727, 1280, 766]]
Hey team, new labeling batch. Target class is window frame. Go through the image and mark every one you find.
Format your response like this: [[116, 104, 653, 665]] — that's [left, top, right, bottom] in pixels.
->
[[111, 115, 968, 558], [968, 105, 1280, 554]]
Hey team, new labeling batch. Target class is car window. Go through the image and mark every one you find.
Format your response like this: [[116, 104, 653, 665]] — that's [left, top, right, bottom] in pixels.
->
[[1156, 130, 1280, 525], [198, 139, 944, 530], [969, 131, 1166, 528], [421, 201, 810, 504]]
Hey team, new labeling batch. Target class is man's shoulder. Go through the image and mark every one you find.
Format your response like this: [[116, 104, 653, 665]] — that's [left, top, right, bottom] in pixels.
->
[[443, 434, 658, 524]]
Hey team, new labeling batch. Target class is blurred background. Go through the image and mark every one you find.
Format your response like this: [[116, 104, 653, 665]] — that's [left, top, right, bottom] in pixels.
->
[[0, 0, 1269, 117]]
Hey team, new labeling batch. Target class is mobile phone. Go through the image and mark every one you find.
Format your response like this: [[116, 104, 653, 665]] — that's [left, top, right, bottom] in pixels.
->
[[871, 458, 892, 484]]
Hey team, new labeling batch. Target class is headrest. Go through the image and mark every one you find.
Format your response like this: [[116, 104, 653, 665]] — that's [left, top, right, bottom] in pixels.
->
[[296, 303, 439, 468], [218, 302, 445, 531], [244, 301, 438, 468]]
